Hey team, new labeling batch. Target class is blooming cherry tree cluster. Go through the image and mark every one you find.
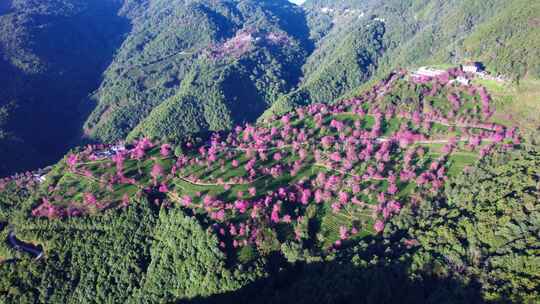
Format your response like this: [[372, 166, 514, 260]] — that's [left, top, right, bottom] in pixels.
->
[[29, 68, 520, 258]]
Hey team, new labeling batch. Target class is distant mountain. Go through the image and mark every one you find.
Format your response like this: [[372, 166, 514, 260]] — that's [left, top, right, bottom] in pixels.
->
[[263, 16, 385, 118], [84, 0, 312, 143], [0, 0, 538, 176], [367, 0, 540, 78], [303, 0, 378, 10], [89, 0, 540, 144]]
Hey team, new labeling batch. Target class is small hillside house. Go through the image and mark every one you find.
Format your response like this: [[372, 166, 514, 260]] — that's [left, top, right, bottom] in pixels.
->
[[462, 62, 484, 74]]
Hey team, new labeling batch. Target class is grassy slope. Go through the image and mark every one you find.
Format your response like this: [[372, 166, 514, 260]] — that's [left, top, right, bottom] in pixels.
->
[[476, 78, 540, 132]]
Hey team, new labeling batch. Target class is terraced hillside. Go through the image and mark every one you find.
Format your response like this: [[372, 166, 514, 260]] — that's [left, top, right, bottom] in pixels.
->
[[1, 68, 538, 302], [5, 69, 520, 250]]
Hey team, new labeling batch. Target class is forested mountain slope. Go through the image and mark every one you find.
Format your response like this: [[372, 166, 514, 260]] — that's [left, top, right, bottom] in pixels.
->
[[462, 0, 540, 78], [324, 0, 540, 79], [265, 0, 540, 116], [0, 0, 131, 176], [372, 0, 540, 79], [84, 0, 311, 143]]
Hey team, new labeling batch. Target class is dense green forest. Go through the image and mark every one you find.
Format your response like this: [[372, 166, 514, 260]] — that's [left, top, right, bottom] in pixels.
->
[[0, 0, 131, 176], [84, 0, 311, 143]]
